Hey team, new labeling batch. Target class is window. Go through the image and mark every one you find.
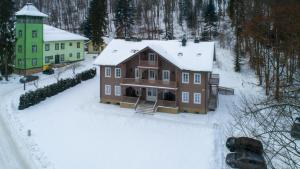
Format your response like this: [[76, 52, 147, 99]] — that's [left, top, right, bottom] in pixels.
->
[[194, 73, 201, 84], [32, 58, 37, 66], [93, 44, 99, 51], [18, 30, 22, 37], [18, 45, 22, 53], [45, 56, 50, 63], [61, 43, 65, 50], [162, 70, 170, 81], [32, 45, 37, 53], [105, 67, 111, 77], [135, 68, 140, 79], [69, 53, 73, 57], [149, 70, 156, 80], [60, 54, 65, 62], [77, 52, 80, 59], [45, 44, 50, 51], [69, 42, 72, 46], [77, 42, 80, 48], [18, 59, 23, 66], [55, 43, 59, 50], [148, 53, 155, 61], [105, 85, 111, 95], [115, 68, 121, 78], [182, 92, 189, 103], [194, 93, 201, 104], [115, 86, 121, 96], [182, 72, 189, 84], [32, 30, 37, 38]]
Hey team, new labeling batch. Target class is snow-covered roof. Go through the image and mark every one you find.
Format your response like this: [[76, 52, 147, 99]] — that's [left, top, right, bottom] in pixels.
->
[[94, 39, 215, 72], [43, 24, 89, 42], [16, 3, 48, 17], [86, 37, 111, 45]]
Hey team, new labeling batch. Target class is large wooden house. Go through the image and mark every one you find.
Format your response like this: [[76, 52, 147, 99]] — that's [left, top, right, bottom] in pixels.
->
[[94, 39, 219, 114]]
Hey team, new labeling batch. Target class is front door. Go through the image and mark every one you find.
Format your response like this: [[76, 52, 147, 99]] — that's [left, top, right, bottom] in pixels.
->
[[146, 88, 157, 102], [55, 55, 60, 64]]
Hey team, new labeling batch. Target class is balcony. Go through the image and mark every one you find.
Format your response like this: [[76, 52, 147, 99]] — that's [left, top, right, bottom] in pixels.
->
[[138, 60, 158, 68], [209, 74, 220, 85], [121, 78, 178, 89]]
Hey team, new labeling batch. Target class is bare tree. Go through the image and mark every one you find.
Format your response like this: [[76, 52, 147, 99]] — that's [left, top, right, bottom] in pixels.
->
[[231, 91, 300, 169]]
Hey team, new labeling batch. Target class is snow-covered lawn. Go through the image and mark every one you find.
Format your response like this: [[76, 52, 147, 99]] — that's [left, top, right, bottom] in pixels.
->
[[16, 76, 220, 169], [0, 47, 264, 169]]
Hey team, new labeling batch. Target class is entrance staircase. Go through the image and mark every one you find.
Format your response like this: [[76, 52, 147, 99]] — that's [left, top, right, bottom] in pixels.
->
[[135, 99, 158, 114]]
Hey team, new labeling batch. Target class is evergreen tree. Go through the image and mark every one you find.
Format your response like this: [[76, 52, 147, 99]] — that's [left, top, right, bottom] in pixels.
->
[[234, 42, 241, 72], [80, 18, 92, 40], [202, 0, 218, 40], [87, 0, 107, 46], [114, 0, 135, 38], [0, 0, 15, 80]]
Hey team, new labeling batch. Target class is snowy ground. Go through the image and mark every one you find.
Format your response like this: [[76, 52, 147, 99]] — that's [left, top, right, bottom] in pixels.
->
[[0, 47, 264, 169]]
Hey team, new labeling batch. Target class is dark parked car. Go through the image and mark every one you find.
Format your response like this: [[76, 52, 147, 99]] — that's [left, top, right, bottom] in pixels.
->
[[226, 137, 263, 154], [43, 68, 55, 75], [19, 75, 39, 83], [291, 117, 300, 139], [226, 152, 267, 169]]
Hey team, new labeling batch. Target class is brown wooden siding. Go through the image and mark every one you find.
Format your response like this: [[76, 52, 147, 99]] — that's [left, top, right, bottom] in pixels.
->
[[99, 47, 211, 113]]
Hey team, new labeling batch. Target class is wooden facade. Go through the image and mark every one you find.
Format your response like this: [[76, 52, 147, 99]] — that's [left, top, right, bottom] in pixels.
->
[[99, 47, 219, 114]]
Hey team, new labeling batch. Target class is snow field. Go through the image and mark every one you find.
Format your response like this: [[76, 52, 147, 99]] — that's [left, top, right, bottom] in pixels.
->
[[16, 75, 218, 169]]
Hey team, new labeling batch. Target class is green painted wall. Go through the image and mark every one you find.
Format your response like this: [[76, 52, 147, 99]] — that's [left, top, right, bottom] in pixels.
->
[[15, 16, 44, 70], [43, 40, 85, 65]]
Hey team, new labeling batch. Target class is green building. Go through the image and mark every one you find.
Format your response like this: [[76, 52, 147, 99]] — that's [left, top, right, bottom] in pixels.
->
[[15, 3, 88, 74]]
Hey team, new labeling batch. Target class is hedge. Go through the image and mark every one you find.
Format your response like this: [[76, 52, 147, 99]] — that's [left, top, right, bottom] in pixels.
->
[[19, 68, 96, 110]]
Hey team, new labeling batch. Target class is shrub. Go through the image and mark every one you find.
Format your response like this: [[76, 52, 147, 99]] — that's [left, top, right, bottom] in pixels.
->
[[18, 68, 97, 110]]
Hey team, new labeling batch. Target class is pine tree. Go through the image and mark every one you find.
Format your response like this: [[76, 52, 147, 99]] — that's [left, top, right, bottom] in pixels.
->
[[80, 18, 92, 39], [202, 0, 218, 41], [0, 0, 15, 80], [234, 42, 241, 72], [87, 0, 108, 46], [114, 0, 135, 38]]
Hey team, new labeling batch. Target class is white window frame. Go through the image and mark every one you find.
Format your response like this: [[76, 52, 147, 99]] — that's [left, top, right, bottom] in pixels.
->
[[182, 72, 189, 84], [182, 92, 189, 103], [162, 70, 170, 81], [135, 68, 140, 79], [115, 86, 121, 96], [105, 85, 111, 95], [115, 68, 121, 78], [194, 73, 201, 84], [105, 67, 111, 77], [194, 93, 201, 104]]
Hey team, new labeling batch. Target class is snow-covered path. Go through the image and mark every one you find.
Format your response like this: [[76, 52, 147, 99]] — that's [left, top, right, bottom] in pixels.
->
[[0, 84, 32, 169]]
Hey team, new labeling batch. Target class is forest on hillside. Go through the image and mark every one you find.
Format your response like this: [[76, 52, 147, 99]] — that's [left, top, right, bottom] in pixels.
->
[[229, 1, 300, 169], [13, 0, 227, 40]]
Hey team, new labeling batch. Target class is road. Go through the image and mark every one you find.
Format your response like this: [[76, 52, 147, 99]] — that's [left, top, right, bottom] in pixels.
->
[[0, 84, 34, 169]]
